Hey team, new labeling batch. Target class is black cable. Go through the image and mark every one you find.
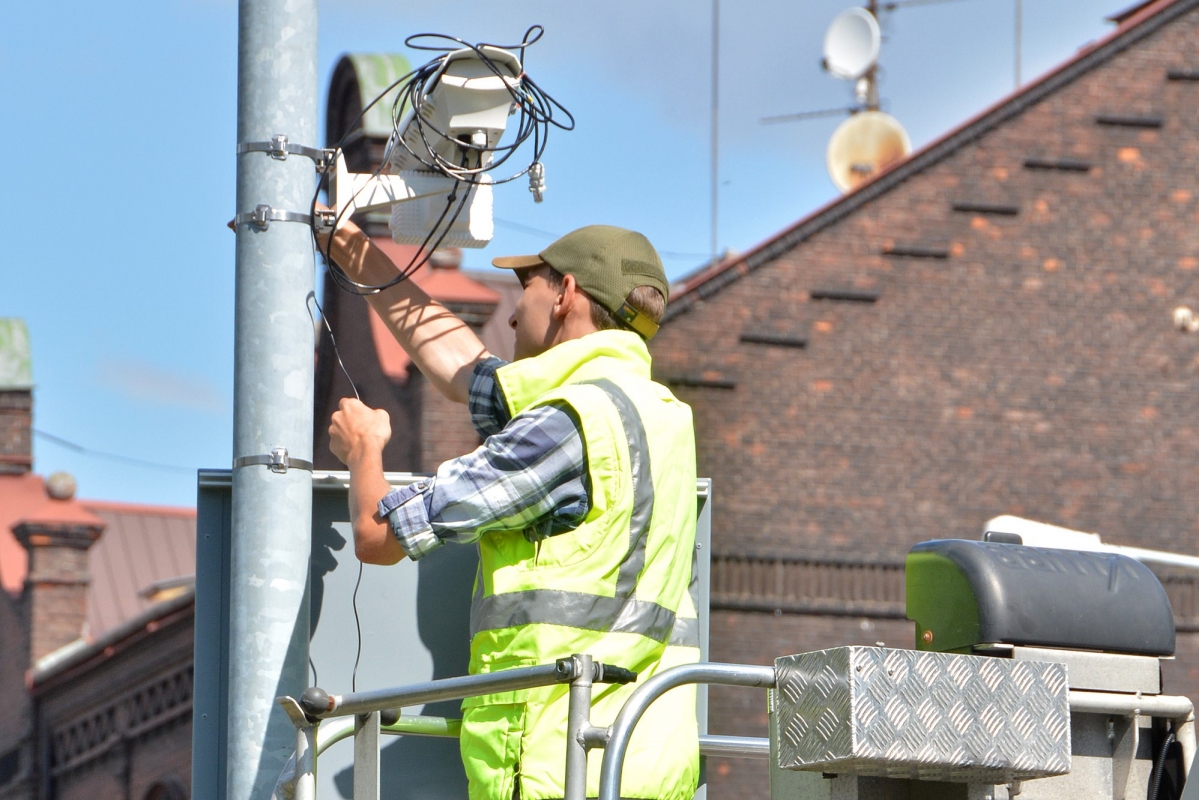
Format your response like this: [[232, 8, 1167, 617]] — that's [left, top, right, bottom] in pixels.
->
[[352, 561, 364, 692], [1148, 729, 1177, 800], [311, 27, 573, 296], [306, 291, 361, 401], [493, 217, 710, 260]]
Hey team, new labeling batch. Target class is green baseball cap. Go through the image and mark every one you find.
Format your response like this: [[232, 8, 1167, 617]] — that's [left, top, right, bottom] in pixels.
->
[[492, 224, 669, 339]]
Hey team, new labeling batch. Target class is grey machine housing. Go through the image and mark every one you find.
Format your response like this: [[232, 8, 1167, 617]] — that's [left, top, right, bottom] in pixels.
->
[[905, 538, 1176, 656]]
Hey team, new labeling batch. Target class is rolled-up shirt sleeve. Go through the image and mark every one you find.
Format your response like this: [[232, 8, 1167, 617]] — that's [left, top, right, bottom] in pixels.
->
[[468, 356, 511, 437], [377, 401, 590, 560]]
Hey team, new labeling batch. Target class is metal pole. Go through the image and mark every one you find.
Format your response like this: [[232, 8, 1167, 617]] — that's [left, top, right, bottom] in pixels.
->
[[293, 722, 318, 800], [306, 662, 570, 719], [866, 0, 880, 111], [1014, 0, 1022, 89], [710, 0, 719, 265], [229, 0, 318, 797], [353, 712, 382, 800], [564, 654, 595, 800]]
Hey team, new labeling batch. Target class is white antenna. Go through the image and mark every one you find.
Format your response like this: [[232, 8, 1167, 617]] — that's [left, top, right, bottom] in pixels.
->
[[822, 7, 882, 81], [762, 3, 913, 194]]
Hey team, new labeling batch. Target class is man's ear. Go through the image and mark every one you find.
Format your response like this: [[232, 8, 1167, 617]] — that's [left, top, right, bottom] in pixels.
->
[[553, 273, 581, 319]]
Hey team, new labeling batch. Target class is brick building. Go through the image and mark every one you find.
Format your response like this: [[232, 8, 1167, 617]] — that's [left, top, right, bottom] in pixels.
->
[[0, 320, 197, 800], [644, 0, 1199, 794]]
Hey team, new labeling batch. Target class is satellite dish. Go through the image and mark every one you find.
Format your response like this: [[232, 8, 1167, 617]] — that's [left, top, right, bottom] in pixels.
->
[[826, 111, 911, 193], [823, 8, 881, 81]]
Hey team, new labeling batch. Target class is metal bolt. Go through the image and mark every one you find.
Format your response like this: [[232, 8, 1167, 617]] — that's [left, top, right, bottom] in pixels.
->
[[922, 630, 934, 644]]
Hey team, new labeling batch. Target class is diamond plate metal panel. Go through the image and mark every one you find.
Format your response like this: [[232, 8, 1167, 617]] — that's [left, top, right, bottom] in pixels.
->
[[774, 647, 1070, 783]]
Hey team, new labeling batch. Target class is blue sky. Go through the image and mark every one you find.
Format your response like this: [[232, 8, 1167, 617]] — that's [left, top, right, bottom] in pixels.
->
[[2, 0, 1119, 506]]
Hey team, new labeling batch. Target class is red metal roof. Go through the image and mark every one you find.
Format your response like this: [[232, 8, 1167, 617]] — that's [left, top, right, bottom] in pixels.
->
[[0, 472, 197, 638], [0, 473, 47, 594], [80, 500, 196, 638]]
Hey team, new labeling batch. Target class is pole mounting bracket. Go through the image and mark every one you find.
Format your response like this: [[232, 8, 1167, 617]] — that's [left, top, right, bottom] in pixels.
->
[[238, 134, 335, 171], [231, 203, 326, 231], [234, 446, 313, 473]]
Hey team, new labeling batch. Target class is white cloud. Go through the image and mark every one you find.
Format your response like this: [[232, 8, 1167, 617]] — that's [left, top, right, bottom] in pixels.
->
[[97, 359, 228, 413]]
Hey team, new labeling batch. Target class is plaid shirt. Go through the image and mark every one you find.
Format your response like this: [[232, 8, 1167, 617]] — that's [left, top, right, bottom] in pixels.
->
[[377, 357, 591, 560]]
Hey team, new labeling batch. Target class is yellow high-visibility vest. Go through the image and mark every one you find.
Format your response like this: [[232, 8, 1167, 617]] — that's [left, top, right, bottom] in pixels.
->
[[460, 330, 700, 800]]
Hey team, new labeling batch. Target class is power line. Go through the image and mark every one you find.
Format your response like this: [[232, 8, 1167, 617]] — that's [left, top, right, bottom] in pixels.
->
[[33, 429, 195, 474], [493, 218, 710, 261]]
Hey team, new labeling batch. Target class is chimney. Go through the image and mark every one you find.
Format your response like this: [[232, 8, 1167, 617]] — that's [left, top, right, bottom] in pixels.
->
[[0, 319, 33, 475], [15, 472, 105, 665]]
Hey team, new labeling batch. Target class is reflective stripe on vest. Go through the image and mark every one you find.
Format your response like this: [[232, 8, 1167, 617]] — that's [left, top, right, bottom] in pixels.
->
[[470, 379, 701, 646]]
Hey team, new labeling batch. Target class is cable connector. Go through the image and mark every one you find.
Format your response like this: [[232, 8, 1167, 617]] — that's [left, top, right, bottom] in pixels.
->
[[528, 162, 546, 203], [556, 657, 638, 685], [594, 663, 637, 685], [313, 209, 336, 235]]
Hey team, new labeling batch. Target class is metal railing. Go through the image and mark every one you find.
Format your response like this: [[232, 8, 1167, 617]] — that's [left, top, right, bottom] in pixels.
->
[[274, 657, 1199, 800], [273, 656, 776, 800]]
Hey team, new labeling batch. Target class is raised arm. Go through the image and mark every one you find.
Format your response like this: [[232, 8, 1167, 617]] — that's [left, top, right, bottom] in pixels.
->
[[325, 220, 491, 404]]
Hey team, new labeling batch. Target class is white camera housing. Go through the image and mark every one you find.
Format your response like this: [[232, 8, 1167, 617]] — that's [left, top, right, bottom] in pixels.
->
[[330, 45, 523, 249]]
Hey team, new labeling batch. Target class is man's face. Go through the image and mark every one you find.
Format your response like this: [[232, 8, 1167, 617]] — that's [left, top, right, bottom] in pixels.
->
[[509, 264, 560, 360]]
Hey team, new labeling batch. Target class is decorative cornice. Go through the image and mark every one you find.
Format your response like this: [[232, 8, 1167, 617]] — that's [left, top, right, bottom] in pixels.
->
[[13, 522, 102, 551]]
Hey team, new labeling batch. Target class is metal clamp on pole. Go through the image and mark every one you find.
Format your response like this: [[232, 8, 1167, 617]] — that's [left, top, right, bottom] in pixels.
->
[[233, 204, 317, 232], [233, 446, 313, 474], [238, 134, 335, 171]]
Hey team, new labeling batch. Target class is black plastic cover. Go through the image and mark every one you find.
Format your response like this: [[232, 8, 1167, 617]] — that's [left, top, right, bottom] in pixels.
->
[[906, 539, 1175, 656]]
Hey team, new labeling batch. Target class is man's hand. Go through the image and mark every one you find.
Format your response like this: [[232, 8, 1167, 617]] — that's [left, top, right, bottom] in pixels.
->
[[329, 398, 391, 466], [329, 398, 405, 565]]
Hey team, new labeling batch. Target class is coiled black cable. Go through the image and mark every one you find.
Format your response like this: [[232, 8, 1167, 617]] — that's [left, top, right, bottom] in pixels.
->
[[311, 26, 573, 297]]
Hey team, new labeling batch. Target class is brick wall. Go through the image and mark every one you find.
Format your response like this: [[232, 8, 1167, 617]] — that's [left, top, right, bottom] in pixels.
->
[[649, 7, 1199, 797], [35, 611, 193, 800], [0, 391, 32, 475], [313, 284, 422, 472], [15, 523, 102, 666], [419, 377, 482, 473], [0, 593, 31, 800], [655, 5, 1199, 559]]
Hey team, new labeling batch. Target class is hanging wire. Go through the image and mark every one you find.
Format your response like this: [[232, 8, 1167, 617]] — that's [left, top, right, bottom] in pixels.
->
[[493, 217, 710, 261], [306, 290, 361, 401], [33, 429, 195, 474], [352, 562, 365, 691]]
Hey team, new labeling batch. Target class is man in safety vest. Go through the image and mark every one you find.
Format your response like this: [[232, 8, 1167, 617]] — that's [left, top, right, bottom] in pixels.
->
[[327, 220, 700, 800]]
